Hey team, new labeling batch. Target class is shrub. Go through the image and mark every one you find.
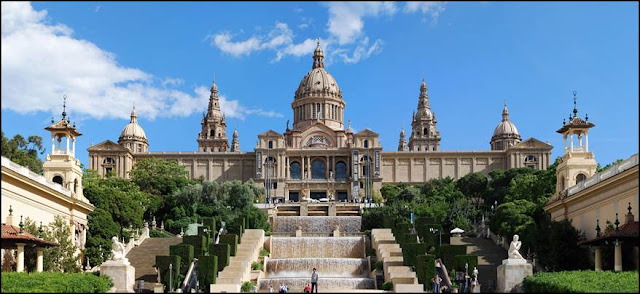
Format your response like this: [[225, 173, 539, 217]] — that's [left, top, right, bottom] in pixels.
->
[[209, 244, 231, 272], [241, 281, 256, 292], [1, 272, 113, 293], [202, 217, 217, 234], [440, 245, 467, 269], [374, 260, 383, 271], [522, 270, 638, 293], [150, 229, 171, 238], [218, 234, 239, 256], [453, 255, 478, 273], [197, 226, 213, 248], [401, 243, 428, 267], [155, 255, 181, 291], [260, 248, 270, 257], [381, 282, 393, 291], [196, 255, 218, 290], [169, 244, 194, 277], [416, 254, 436, 291], [183, 235, 206, 256], [252, 261, 263, 271]]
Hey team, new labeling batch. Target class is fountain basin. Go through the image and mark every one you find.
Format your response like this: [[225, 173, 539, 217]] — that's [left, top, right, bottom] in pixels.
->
[[266, 258, 369, 278], [271, 237, 365, 259], [259, 277, 375, 291], [273, 216, 362, 233]]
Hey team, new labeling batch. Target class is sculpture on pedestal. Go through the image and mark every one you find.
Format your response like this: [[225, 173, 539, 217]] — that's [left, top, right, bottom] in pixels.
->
[[111, 236, 127, 261], [508, 234, 524, 260]]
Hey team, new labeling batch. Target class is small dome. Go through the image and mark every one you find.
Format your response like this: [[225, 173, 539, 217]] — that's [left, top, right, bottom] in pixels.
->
[[492, 104, 521, 139], [294, 40, 342, 100], [119, 108, 147, 141]]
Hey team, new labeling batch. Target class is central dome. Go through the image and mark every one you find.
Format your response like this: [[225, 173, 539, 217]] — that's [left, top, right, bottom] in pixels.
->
[[119, 108, 147, 142], [294, 41, 342, 100]]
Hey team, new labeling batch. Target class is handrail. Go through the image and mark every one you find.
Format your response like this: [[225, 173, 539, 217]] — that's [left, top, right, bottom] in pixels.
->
[[181, 258, 198, 293]]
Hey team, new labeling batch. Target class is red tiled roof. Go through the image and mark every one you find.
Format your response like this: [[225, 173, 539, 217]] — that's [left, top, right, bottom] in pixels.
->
[[1, 223, 58, 247], [580, 221, 639, 246]]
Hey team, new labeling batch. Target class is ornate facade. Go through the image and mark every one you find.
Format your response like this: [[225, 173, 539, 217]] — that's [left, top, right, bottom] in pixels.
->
[[88, 40, 552, 202]]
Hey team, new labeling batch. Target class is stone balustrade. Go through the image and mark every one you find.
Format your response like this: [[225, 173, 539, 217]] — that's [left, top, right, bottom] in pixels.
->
[[370, 229, 423, 293], [211, 229, 264, 292]]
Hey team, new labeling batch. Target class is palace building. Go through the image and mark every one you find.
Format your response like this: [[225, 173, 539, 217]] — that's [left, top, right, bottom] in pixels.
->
[[88, 41, 552, 202]]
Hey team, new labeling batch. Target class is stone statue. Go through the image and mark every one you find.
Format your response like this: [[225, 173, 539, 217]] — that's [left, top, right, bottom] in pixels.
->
[[508, 234, 524, 259], [472, 266, 478, 279], [110, 236, 127, 261]]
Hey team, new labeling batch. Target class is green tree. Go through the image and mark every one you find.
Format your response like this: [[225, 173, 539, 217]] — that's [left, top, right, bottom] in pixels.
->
[[43, 216, 81, 272], [491, 199, 537, 252], [596, 158, 624, 172], [537, 220, 590, 271], [1, 131, 45, 174], [456, 172, 488, 209], [84, 208, 120, 267]]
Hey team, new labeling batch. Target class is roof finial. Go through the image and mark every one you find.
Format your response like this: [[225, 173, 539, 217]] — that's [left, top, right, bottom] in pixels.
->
[[38, 221, 44, 238], [9, 205, 13, 216], [313, 38, 324, 69], [62, 95, 67, 120], [19, 215, 24, 234], [628, 202, 632, 214], [595, 219, 601, 237], [572, 91, 578, 118], [614, 213, 620, 231]]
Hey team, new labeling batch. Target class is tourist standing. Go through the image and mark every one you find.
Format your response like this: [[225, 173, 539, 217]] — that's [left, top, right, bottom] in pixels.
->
[[304, 283, 311, 293], [432, 274, 442, 293], [311, 267, 319, 293], [268, 284, 274, 293]]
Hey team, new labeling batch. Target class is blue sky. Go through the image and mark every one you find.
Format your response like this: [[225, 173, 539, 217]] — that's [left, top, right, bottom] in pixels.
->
[[2, 2, 638, 169]]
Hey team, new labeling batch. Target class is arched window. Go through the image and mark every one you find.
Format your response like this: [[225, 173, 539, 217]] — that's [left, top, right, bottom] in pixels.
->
[[364, 140, 369, 148], [576, 173, 587, 185], [290, 162, 301, 179], [74, 178, 78, 194], [52, 175, 63, 185], [559, 176, 565, 191], [210, 130, 215, 137], [268, 141, 273, 149], [311, 159, 326, 179], [335, 161, 347, 180], [423, 128, 428, 136], [524, 155, 537, 163], [103, 157, 115, 164], [312, 104, 316, 119]]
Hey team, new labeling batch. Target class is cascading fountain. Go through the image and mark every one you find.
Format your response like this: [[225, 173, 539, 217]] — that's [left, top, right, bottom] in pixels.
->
[[260, 214, 376, 292]]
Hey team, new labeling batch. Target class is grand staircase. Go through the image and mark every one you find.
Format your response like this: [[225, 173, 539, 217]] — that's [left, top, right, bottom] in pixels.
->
[[126, 237, 183, 292], [455, 236, 508, 292]]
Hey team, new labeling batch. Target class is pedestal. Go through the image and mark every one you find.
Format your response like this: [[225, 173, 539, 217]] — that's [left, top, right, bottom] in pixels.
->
[[496, 259, 532, 293], [101, 259, 136, 293]]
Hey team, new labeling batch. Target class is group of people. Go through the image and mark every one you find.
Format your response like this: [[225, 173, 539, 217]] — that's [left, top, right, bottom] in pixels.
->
[[267, 268, 319, 293], [431, 267, 479, 293]]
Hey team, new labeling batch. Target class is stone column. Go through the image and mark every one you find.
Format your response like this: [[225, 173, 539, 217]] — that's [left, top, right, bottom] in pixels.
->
[[585, 131, 589, 152], [614, 242, 622, 271], [594, 247, 602, 271], [72, 138, 76, 156], [36, 247, 44, 272], [66, 135, 70, 154], [16, 243, 25, 272], [51, 135, 56, 155], [569, 131, 574, 152]]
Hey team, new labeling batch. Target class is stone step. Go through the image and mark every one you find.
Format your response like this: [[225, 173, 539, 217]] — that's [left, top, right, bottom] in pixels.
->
[[126, 237, 183, 292]]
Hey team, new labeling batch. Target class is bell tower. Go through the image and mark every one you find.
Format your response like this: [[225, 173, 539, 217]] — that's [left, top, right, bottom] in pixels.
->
[[409, 78, 441, 151], [198, 76, 229, 152], [555, 91, 597, 194], [43, 96, 84, 199]]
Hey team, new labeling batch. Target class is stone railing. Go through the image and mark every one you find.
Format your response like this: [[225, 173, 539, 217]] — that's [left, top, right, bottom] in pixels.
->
[[2, 156, 72, 198], [567, 153, 638, 197]]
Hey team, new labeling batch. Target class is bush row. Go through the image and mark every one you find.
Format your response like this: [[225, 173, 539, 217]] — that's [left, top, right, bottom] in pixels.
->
[[1, 272, 113, 293], [522, 270, 639, 293]]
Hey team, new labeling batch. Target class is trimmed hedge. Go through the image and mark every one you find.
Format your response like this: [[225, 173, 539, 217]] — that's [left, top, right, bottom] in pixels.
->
[[170, 244, 194, 277], [392, 222, 411, 237], [150, 229, 171, 238], [453, 255, 478, 273], [198, 226, 213, 249], [416, 254, 436, 291], [183, 235, 207, 256], [196, 255, 218, 291], [380, 282, 393, 291], [218, 234, 239, 256], [202, 217, 217, 235], [522, 270, 639, 293], [209, 243, 231, 272], [440, 245, 467, 270], [401, 243, 428, 267], [415, 223, 442, 250], [1, 272, 113, 293], [156, 255, 181, 291], [382, 214, 396, 229]]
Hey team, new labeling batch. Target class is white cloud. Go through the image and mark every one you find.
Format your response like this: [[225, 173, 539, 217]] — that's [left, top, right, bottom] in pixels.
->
[[332, 37, 383, 64], [326, 2, 397, 45], [404, 2, 447, 22], [1, 2, 280, 121], [212, 32, 262, 57]]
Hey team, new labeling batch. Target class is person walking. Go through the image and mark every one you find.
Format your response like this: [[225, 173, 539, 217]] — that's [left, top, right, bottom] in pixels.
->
[[310, 267, 319, 293], [268, 284, 274, 293], [304, 283, 311, 293]]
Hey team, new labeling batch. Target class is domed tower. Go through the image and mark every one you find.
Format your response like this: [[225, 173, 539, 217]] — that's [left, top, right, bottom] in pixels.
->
[[291, 40, 345, 131], [198, 77, 229, 152], [118, 107, 149, 153], [230, 129, 240, 152], [554, 91, 596, 194], [398, 128, 407, 151], [409, 78, 441, 151], [490, 102, 522, 150]]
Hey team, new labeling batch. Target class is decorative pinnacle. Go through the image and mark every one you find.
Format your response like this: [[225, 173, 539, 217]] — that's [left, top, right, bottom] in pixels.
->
[[572, 91, 578, 118], [19, 215, 24, 233], [628, 202, 632, 214], [62, 95, 68, 120], [38, 221, 44, 237], [51, 117, 55, 124], [9, 205, 12, 216], [585, 113, 588, 121], [596, 219, 601, 237], [614, 213, 620, 231]]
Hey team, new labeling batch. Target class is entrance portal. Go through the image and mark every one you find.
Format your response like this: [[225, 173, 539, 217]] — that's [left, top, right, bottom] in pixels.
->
[[338, 191, 348, 202], [289, 192, 299, 202], [310, 191, 327, 200]]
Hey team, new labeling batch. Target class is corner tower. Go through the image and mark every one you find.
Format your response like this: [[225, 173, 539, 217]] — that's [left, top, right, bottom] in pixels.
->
[[118, 107, 148, 153], [43, 96, 84, 198], [291, 40, 345, 131], [555, 91, 597, 194], [198, 77, 229, 152], [409, 78, 441, 151]]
